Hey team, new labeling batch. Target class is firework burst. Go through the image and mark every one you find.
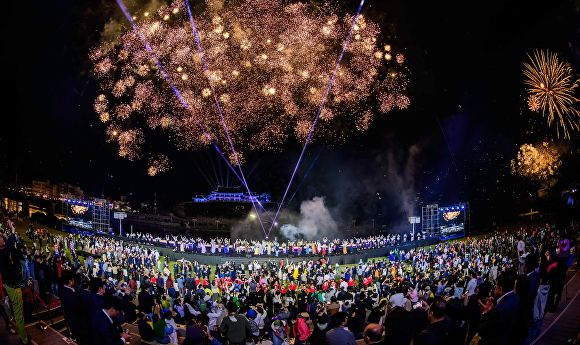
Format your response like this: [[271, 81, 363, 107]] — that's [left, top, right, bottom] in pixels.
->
[[148, 154, 172, 176], [523, 49, 580, 139], [91, 0, 410, 170], [510, 141, 563, 181]]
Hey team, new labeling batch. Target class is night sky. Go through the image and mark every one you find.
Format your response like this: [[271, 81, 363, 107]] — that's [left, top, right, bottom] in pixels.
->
[[2, 0, 580, 230]]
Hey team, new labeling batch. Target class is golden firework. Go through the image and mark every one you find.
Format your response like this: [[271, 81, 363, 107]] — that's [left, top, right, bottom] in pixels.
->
[[148, 154, 172, 176], [510, 142, 562, 181], [91, 0, 409, 170], [523, 49, 580, 139]]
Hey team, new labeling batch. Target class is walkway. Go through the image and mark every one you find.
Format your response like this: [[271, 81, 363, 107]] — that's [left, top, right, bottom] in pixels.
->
[[531, 260, 580, 345]]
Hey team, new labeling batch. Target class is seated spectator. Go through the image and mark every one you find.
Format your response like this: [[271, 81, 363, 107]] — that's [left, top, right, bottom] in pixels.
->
[[153, 313, 171, 344], [183, 316, 204, 345], [328, 297, 341, 316], [174, 298, 185, 321], [164, 310, 179, 344], [136, 312, 156, 342]]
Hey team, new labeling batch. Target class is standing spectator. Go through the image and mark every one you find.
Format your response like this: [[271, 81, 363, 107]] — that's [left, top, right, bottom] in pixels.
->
[[177, 274, 185, 295], [414, 299, 454, 345], [92, 295, 132, 345], [168, 283, 179, 309], [407, 285, 419, 303], [157, 275, 165, 294], [138, 283, 155, 315], [166, 274, 174, 291], [389, 286, 407, 308], [527, 277, 550, 343], [34, 254, 49, 303], [308, 313, 331, 345], [517, 238, 526, 255], [367, 299, 387, 325], [346, 307, 364, 339], [87, 278, 106, 318], [59, 270, 91, 345], [478, 273, 521, 345], [18, 246, 27, 281], [219, 301, 251, 345], [362, 323, 383, 345], [0, 220, 29, 344], [289, 313, 311, 345], [0, 272, 18, 335], [26, 255, 35, 280], [466, 272, 477, 297], [271, 318, 287, 345], [383, 299, 416, 345], [325, 312, 357, 345]]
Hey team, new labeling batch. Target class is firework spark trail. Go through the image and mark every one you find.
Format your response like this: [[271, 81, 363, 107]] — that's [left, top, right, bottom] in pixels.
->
[[269, 0, 366, 237], [184, 0, 270, 236], [115, 0, 252, 192]]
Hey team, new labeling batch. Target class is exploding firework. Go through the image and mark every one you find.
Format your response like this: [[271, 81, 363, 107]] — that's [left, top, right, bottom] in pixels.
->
[[510, 142, 563, 181], [91, 0, 410, 169], [148, 154, 172, 176], [523, 49, 580, 139]]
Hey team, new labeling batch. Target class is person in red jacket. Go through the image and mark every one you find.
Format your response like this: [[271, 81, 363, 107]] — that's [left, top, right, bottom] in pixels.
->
[[289, 313, 311, 345], [166, 274, 174, 290]]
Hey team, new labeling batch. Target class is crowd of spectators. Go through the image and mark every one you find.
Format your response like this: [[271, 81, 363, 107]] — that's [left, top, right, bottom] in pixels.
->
[[0, 216, 578, 345]]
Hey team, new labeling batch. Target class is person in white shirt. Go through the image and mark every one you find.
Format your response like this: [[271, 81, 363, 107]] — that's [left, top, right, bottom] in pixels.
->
[[466, 272, 477, 296], [389, 287, 407, 308]]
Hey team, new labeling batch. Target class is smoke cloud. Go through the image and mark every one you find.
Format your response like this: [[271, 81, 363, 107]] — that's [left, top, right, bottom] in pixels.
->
[[280, 196, 337, 240]]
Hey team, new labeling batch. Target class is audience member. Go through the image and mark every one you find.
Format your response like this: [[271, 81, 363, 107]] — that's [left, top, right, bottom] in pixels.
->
[[92, 294, 132, 345]]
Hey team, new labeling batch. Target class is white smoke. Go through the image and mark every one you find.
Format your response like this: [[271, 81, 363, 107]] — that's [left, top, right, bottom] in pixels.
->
[[279, 196, 337, 240], [279, 224, 301, 241]]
